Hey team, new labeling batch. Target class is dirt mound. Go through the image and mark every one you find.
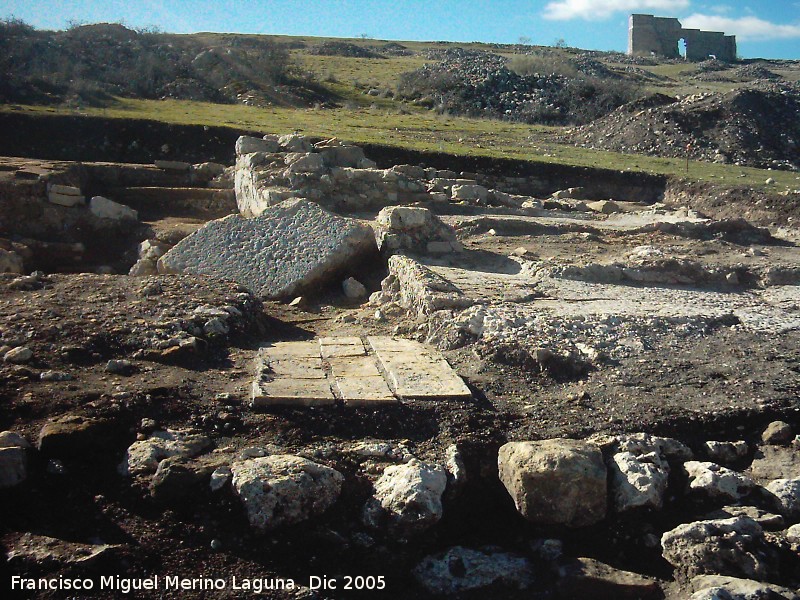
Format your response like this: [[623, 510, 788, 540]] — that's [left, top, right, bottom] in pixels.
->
[[564, 83, 800, 170]]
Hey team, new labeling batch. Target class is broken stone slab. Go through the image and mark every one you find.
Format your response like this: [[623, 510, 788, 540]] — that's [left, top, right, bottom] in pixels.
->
[[689, 575, 800, 600], [230, 454, 343, 532], [362, 458, 447, 537], [661, 517, 777, 581], [413, 546, 535, 595], [90, 196, 138, 221], [48, 183, 82, 196], [328, 355, 397, 406], [251, 344, 335, 407], [6, 533, 119, 566], [557, 557, 661, 599], [154, 160, 191, 172], [252, 377, 335, 407], [498, 439, 607, 528], [158, 199, 377, 299], [319, 336, 365, 358], [586, 200, 621, 214], [368, 335, 472, 399], [119, 429, 212, 476], [380, 254, 474, 316], [374, 205, 461, 256]]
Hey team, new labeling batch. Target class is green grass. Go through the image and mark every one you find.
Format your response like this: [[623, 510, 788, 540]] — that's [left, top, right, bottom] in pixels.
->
[[4, 98, 798, 191]]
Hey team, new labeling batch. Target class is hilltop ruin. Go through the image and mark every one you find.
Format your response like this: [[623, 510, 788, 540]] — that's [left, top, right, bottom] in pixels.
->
[[628, 14, 737, 62]]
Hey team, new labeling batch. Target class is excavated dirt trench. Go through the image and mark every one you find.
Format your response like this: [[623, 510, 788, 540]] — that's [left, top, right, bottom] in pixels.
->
[[2, 135, 800, 598]]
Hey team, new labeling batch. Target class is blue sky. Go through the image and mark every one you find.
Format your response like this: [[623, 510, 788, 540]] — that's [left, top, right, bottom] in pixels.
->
[[2, 1, 799, 59]]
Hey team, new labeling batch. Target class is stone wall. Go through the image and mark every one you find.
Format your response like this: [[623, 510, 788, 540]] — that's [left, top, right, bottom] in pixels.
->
[[628, 14, 737, 62]]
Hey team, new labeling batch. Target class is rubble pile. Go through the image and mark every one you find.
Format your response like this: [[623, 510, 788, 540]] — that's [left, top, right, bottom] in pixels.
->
[[397, 48, 637, 125], [565, 83, 800, 170]]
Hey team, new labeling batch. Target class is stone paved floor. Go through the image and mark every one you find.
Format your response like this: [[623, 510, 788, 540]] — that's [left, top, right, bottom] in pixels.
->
[[251, 336, 472, 407]]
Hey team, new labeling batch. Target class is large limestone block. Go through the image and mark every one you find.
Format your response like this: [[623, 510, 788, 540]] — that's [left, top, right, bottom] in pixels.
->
[[0, 446, 27, 488], [498, 439, 607, 527], [158, 199, 377, 299], [230, 455, 343, 532]]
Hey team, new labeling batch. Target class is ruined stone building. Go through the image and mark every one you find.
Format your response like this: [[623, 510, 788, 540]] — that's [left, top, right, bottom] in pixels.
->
[[628, 14, 737, 62]]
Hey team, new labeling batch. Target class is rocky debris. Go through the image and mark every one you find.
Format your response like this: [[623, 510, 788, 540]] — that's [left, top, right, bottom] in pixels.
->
[[362, 459, 447, 537], [3, 346, 33, 364], [0, 248, 24, 274], [398, 47, 636, 125], [375, 254, 473, 316], [764, 479, 800, 519], [0, 431, 28, 488], [565, 83, 800, 170], [119, 429, 212, 476], [497, 439, 607, 527], [89, 196, 138, 221], [762, 421, 793, 445], [661, 517, 777, 580], [685, 461, 755, 501], [6, 533, 118, 566], [704, 440, 749, 467], [342, 276, 366, 300], [585, 200, 620, 214], [557, 557, 661, 599], [150, 454, 229, 504], [374, 205, 461, 255], [36, 414, 116, 458], [688, 575, 800, 600], [412, 546, 535, 595], [158, 199, 377, 299], [230, 455, 343, 532], [105, 358, 135, 375]]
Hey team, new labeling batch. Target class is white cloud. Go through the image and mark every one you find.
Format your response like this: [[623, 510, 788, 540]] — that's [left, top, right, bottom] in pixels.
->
[[542, 0, 690, 21], [682, 13, 800, 40]]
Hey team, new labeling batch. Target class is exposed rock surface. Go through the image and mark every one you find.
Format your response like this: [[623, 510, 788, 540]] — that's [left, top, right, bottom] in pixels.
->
[[498, 439, 607, 527], [158, 199, 377, 299], [230, 454, 344, 532], [765, 478, 800, 519]]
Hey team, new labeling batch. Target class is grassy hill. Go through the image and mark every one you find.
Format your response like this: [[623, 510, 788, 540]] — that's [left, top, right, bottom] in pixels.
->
[[2, 20, 799, 189]]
